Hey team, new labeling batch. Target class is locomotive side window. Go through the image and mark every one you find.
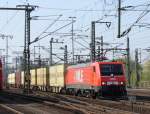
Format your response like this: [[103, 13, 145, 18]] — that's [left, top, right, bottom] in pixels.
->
[[100, 64, 123, 76]]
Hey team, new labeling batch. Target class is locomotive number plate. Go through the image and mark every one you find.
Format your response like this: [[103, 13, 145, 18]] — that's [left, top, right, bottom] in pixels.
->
[[107, 81, 118, 85]]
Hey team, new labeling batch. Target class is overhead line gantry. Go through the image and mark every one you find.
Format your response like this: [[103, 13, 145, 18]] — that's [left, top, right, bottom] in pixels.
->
[[0, 4, 38, 94]]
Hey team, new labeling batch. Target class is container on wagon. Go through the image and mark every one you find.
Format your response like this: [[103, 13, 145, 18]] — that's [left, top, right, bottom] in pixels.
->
[[49, 64, 65, 92], [37, 68, 48, 86], [49, 64, 65, 87], [30, 69, 37, 86], [8, 73, 15, 85], [21, 71, 24, 85]]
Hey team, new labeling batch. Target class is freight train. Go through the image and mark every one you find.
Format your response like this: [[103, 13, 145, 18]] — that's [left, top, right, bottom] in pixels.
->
[[8, 61, 127, 98]]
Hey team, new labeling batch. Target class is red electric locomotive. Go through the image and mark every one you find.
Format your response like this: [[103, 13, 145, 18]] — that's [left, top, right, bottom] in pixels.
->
[[65, 61, 127, 98]]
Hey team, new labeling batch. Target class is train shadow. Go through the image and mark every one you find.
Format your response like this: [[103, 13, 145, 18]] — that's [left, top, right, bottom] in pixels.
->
[[0, 92, 41, 105]]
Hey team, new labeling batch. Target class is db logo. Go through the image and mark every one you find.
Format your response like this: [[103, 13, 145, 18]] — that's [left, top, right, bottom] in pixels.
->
[[75, 70, 84, 82]]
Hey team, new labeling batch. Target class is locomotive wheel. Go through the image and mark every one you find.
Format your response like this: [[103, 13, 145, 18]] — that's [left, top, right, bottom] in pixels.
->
[[76, 90, 82, 97], [91, 92, 97, 99], [60, 88, 66, 94]]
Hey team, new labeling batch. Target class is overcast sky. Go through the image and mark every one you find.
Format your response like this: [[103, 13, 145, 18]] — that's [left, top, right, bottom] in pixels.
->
[[0, 0, 150, 63]]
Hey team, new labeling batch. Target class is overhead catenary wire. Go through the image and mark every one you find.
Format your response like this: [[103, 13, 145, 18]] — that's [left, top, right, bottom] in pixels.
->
[[38, 0, 115, 40], [59, 34, 90, 50], [2, 1, 150, 65], [34, 15, 62, 17], [104, 0, 117, 6], [31, 20, 76, 44], [120, 4, 150, 37], [32, 18, 71, 21], [75, 36, 90, 44], [35, 14, 62, 39], [39, 6, 116, 12], [0, 11, 19, 32], [80, 0, 117, 30], [74, 40, 90, 50]]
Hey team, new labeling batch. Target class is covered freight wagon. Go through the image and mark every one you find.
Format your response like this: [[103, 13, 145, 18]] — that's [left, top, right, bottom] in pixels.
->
[[21, 71, 24, 86], [49, 64, 65, 92], [8, 73, 15, 87], [21, 70, 38, 86], [36, 67, 49, 91], [30, 69, 37, 86]]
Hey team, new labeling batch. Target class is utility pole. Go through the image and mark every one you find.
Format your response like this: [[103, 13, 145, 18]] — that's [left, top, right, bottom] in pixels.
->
[[139, 48, 142, 63], [34, 46, 36, 65], [49, 38, 63, 66], [34, 45, 42, 67], [135, 48, 140, 87], [97, 46, 100, 61], [64, 45, 68, 64], [33, 45, 41, 66], [96, 36, 103, 61], [0, 4, 37, 93], [127, 37, 131, 87], [77, 55, 81, 63], [118, 0, 121, 38], [15, 57, 18, 71], [100, 36, 104, 61], [91, 21, 111, 62], [38, 44, 41, 67], [23, 4, 37, 94], [91, 21, 96, 62], [0, 49, 5, 57], [0, 34, 13, 87], [69, 17, 76, 64], [49, 38, 53, 66]]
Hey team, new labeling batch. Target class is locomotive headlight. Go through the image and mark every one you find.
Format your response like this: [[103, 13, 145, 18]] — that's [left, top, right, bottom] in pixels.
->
[[120, 82, 124, 85], [102, 82, 106, 85]]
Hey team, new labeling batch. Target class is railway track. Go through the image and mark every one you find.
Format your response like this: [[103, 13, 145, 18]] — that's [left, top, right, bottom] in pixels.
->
[[0, 104, 22, 114], [54, 94, 150, 114], [127, 88, 150, 102], [6, 88, 150, 114], [3, 89, 136, 114], [0, 91, 82, 114], [32, 91, 150, 114]]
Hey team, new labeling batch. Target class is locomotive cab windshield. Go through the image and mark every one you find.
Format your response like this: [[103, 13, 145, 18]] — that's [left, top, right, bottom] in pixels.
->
[[99, 62, 127, 97], [100, 64, 124, 76]]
